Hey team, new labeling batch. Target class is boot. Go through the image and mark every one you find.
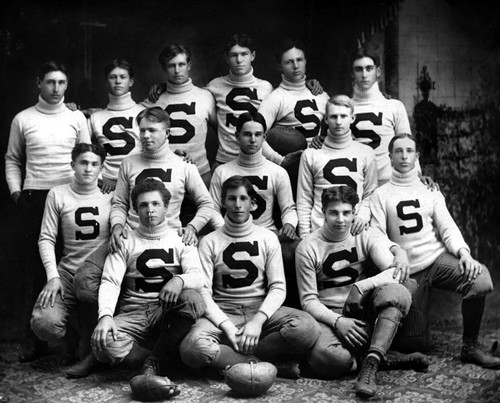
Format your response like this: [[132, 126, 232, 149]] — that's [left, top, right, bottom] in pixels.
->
[[355, 356, 379, 398], [380, 350, 430, 372], [368, 307, 403, 358], [140, 355, 161, 376], [461, 342, 500, 369], [129, 356, 180, 401], [63, 353, 99, 378]]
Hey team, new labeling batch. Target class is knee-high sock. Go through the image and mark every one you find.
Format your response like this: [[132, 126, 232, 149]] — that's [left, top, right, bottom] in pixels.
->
[[462, 296, 485, 344]]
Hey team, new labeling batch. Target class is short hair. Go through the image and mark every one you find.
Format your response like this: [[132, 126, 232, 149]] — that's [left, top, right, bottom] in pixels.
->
[[235, 111, 267, 134], [321, 186, 359, 210], [136, 107, 171, 128], [388, 133, 418, 153], [103, 59, 134, 80], [71, 143, 106, 164], [38, 60, 67, 81], [131, 178, 171, 211], [224, 34, 255, 54], [158, 44, 191, 67], [275, 38, 306, 63], [221, 175, 257, 204], [326, 94, 355, 115], [351, 47, 381, 68]]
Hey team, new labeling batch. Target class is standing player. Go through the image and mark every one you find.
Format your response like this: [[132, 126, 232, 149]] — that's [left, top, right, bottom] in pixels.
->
[[296, 186, 426, 398], [370, 133, 500, 369], [90, 59, 145, 193], [180, 176, 319, 375], [143, 44, 216, 188], [110, 107, 213, 252], [5, 60, 90, 361], [30, 144, 111, 377], [297, 95, 377, 238], [92, 179, 205, 400]]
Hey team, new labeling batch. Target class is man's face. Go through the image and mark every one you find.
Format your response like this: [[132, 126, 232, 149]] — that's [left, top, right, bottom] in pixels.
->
[[38, 70, 68, 104], [71, 151, 102, 185], [390, 137, 419, 174], [223, 185, 256, 224], [106, 67, 134, 97], [236, 120, 266, 155], [226, 45, 255, 76], [323, 201, 354, 237], [139, 118, 169, 152], [279, 47, 306, 82], [137, 190, 168, 227], [325, 104, 355, 138], [163, 53, 191, 85], [352, 57, 381, 90]]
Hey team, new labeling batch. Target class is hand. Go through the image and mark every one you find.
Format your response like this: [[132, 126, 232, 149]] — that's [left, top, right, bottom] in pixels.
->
[[38, 277, 64, 309], [350, 216, 369, 235], [220, 320, 240, 352], [65, 102, 79, 111], [389, 246, 411, 283], [174, 149, 194, 164], [236, 313, 265, 354], [81, 107, 102, 118], [98, 177, 116, 194], [148, 82, 167, 103], [309, 135, 324, 150], [334, 316, 369, 348], [109, 224, 127, 253], [159, 276, 184, 308], [280, 150, 303, 171], [343, 286, 369, 317], [91, 316, 118, 352], [306, 79, 324, 95], [11, 191, 21, 204], [278, 223, 297, 241], [178, 225, 198, 246], [459, 249, 483, 282], [419, 174, 440, 191]]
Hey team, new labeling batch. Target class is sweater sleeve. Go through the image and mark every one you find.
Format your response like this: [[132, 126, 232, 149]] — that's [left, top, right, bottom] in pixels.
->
[[275, 169, 298, 228], [98, 246, 128, 319], [208, 167, 225, 229], [357, 152, 378, 222], [295, 242, 340, 326], [296, 151, 315, 238], [369, 190, 388, 235], [177, 244, 203, 290], [75, 111, 91, 143], [5, 115, 25, 195], [355, 267, 399, 294], [394, 100, 411, 135], [184, 163, 214, 232], [38, 190, 60, 281], [262, 141, 284, 165], [110, 162, 130, 228]]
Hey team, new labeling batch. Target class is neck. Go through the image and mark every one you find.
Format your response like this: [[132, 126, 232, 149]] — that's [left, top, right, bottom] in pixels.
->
[[222, 214, 254, 237], [321, 224, 351, 242], [280, 74, 306, 91], [36, 95, 66, 114], [70, 176, 98, 194], [166, 78, 193, 94], [107, 92, 136, 111], [137, 218, 169, 240], [352, 81, 383, 101], [228, 67, 254, 84], [143, 138, 171, 160], [390, 167, 420, 186], [237, 149, 264, 168], [323, 130, 353, 149]]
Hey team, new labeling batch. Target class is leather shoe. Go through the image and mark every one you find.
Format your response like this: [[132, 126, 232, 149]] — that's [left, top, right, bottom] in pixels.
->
[[63, 353, 98, 378], [461, 343, 500, 369]]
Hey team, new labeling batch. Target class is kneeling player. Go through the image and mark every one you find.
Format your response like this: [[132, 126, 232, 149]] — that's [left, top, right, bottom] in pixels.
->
[[296, 186, 428, 398], [91, 179, 206, 399], [180, 176, 320, 376]]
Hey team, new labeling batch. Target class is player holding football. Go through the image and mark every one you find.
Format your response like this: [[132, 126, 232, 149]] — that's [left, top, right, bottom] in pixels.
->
[[180, 176, 319, 376], [370, 133, 500, 369], [92, 179, 206, 400], [296, 185, 427, 398]]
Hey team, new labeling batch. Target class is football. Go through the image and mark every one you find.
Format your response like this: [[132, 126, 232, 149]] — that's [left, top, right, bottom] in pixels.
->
[[224, 361, 277, 396], [129, 375, 180, 401], [266, 127, 308, 156]]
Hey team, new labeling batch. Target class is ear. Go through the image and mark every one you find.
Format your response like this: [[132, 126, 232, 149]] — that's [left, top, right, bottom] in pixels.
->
[[350, 112, 356, 124], [416, 151, 420, 159], [250, 198, 257, 212], [250, 51, 256, 62], [165, 128, 170, 138], [376, 66, 382, 79], [37, 78, 42, 89], [70, 160, 76, 171], [129, 77, 135, 88], [187, 61, 192, 71]]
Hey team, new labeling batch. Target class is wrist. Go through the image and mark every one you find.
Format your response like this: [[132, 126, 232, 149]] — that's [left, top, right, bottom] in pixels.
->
[[112, 223, 123, 232], [332, 315, 344, 331], [186, 223, 197, 234]]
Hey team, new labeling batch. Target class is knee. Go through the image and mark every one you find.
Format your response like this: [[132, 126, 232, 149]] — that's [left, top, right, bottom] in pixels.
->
[[463, 265, 493, 299], [173, 289, 206, 319], [372, 284, 412, 316], [308, 343, 353, 379], [31, 306, 66, 341], [280, 311, 321, 351], [93, 333, 133, 365], [179, 330, 219, 369], [74, 263, 102, 304]]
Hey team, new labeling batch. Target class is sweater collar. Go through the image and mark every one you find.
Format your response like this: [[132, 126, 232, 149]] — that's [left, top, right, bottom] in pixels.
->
[[222, 215, 254, 237], [35, 95, 66, 114], [69, 176, 99, 195], [228, 68, 255, 84], [352, 81, 384, 102], [137, 218, 170, 240], [279, 74, 306, 91], [321, 224, 351, 243], [323, 130, 353, 150], [107, 92, 136, 111], [237, 149, 265, 168], [142, 138, 172, 160], [390, 167, 420, 186], [166, 78, 193, 94]]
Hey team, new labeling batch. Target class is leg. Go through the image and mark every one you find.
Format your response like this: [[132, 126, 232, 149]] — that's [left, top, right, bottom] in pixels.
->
[[280, 239, 300, 309], [74, 243, 108, 305]]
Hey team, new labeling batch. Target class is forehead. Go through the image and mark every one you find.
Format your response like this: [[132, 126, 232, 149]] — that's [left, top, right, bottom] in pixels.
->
[[281, 47, 305, 61], [353, 57, 376, 69], [240, 120, 264, 133], [225, 185, 250, 198], [326, 103, 352, 116], [139, 118, 165, 129], [393, 137, 416, 149], [137, 190, 163, 203], [325, 200, 353, 211], [75, 151, 102, 163], [228, 44, 252, 54], [167, 53, 189, 64], [108, 67, 130, 76], [42, 70, 67, 81]]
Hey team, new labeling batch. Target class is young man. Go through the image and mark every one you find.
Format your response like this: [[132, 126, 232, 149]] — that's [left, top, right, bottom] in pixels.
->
[[110, 107, 213, 252], [370, 133, 500, 369], [5, 60, 90, 361], [30, 144, 111, 377], [297, 95, 377, 238], [296, 186, 426, 398], [91, 179, 205, 400], [209, 112, 300, 306], [180, 176, 319, 376], [143, 44, 216, 188], [90, 59, 145, 193]]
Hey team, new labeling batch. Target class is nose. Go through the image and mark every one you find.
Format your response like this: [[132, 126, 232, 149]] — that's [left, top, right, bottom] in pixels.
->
[[175, 65, 180, 73], [249, 134, 256, 143], [336, 214, 345, 223]]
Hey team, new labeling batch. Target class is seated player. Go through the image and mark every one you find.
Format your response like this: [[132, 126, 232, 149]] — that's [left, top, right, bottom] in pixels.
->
[[91, 179, 206, 400], [370, 133, 500, 368], [180, 176, 320, 377], [296, 186, 428, 398], [90, 59, 145, 193], [31, 144, 111, 378], [209, 111, 300, 307], [297, 95, 377, 239]]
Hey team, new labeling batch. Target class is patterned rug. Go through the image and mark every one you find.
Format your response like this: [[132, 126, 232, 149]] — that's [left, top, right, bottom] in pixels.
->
[[1, 328, 499, 403]]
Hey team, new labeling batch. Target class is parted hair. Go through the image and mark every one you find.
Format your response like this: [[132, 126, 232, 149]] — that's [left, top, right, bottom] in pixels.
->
[[136, 107, 171, 128], [224, 34, 255, 54], [38, 60, 67, 81], [351, 47, 381, 67], [275, 38, 306, 63], [388, 133, 418, 153], [221, 175, 258, 204], [235, 111, 267, 134], [71, 143, 106, 164], [103, 59, 135, 79], [326, 94, 355, 115], [158, 44, 191, 67]]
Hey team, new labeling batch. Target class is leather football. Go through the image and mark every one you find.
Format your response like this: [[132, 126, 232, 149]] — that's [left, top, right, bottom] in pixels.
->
[[224, 361, 277, 396], [129, 375, 180, 401]]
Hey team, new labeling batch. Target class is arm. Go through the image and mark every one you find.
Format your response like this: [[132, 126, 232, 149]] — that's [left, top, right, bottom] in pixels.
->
[[354, 151, 378, 228], [75, 110, 91, 144], [275, 170, 298, 241], [5, 116, 25, 196], [208, 168, 225, 229], [109, 163, 131, 252], [296, 151, 314, 238], [183, 164, 214, 234]]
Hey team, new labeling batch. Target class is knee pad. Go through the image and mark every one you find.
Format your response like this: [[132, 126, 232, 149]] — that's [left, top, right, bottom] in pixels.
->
[[74, 245, 107, 304], [31, 307, 66, 341], [179, 332, 219, 369], [308, 343, 353, 379], [462, 266, 493, 299], [94, 333, 133, 365], [174, 289, 206, 320], [373, 284, 412, 316], [280, 312, 320, 351]]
